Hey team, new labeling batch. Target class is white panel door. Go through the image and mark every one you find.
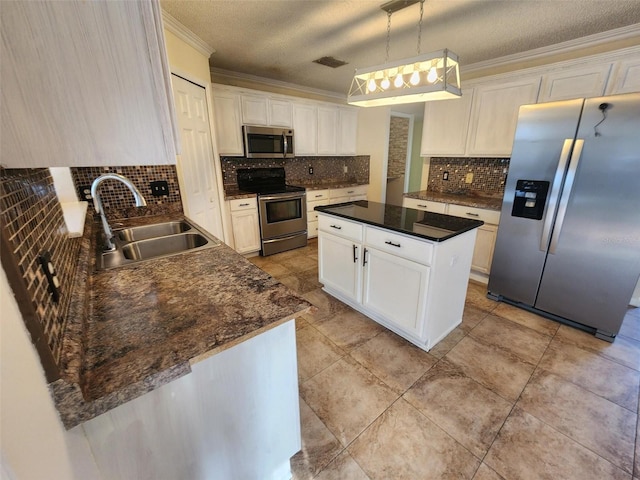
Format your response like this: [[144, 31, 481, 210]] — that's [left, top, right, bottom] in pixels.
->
[[318, 233, 362, 303], [171, 75, 224, 238], [317, 106, 338, 155], [362, 247, 429, 337]]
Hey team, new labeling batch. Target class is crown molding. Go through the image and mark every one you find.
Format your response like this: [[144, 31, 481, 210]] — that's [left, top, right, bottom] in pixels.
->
[[161, 10, 215, 58], [462, 23, 640, 75], [210, 67, 347, 102]]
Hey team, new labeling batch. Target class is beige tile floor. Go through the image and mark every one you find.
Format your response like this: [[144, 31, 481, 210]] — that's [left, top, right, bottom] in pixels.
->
[[249, 239, 640, 480]]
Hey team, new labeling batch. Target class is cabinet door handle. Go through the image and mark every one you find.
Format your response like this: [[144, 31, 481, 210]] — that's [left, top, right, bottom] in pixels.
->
[[385, 240, 401, 248], [315, 194, 323, 198], [363, 248, 368, 266], [347, 190, 354, 194], [418, 204, 427, 208], [466, 212, 480, 217], [330, 224, 342, 230], [353, 244, 358, 263], [239, 203, 250, 207]]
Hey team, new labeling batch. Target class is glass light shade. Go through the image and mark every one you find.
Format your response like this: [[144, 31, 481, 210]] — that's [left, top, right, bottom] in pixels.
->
[[348, 49, 461, 107]]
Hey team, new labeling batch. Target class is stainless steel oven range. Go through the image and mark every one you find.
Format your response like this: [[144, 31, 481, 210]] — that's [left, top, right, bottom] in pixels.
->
[[237, 167, 307, 256]]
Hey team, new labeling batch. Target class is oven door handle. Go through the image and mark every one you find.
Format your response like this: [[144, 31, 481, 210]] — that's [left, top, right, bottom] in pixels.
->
[[259, 192, 305, 202]]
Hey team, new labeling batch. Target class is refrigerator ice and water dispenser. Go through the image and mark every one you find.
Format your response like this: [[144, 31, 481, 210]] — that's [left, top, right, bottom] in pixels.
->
[[511, 180, 549, 220]]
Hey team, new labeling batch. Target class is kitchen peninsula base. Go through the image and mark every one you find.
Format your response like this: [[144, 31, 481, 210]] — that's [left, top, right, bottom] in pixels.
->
[[316, 202, 482, 352]]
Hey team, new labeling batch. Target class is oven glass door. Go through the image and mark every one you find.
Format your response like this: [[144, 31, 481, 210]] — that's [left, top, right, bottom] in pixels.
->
[[259, 195, 307, 239]]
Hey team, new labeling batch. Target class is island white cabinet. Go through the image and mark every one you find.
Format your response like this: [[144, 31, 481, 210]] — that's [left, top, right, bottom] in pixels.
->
[[466, 77, 541, 156], [228, 197, 261, 254], [421, 89, 475, 156], [318, 212, 477, 351], [213, 90, 244, 156]]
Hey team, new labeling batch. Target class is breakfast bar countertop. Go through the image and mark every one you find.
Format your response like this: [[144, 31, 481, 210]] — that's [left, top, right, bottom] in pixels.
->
[[51, 214, 312, 429]]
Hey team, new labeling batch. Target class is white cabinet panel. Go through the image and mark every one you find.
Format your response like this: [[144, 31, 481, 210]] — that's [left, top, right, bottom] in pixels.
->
[[318, 233, 362, 303], [364, 226, 434, 266], [228, 197, 260, 253], [1, 0, 176, 167], [471, 224, 497, 274], [241, 94, 269, 125], [539, 64, 611, 102], [421, 90, 474, 156], [606, 57, 640, 94], [446, 204, 500, 225], [213, 91, 244, 156], [467, 78, 541, 156], [293, 103, 318, 155], [269, 99, 293, 127], [337, 107, 358, 155], [362, 247, 429, 337], [317, 106, 338, 155]]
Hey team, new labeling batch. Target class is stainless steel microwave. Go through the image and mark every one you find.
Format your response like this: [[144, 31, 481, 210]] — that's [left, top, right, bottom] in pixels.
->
[[243, 125, 294, 158]]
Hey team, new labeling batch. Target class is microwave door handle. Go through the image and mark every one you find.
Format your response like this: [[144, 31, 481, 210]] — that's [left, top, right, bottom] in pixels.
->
[[282, 132, 288, 158]]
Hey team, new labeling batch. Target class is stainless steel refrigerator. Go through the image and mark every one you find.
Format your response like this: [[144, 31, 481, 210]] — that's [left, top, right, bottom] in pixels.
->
[[488, 92, 640, 342]]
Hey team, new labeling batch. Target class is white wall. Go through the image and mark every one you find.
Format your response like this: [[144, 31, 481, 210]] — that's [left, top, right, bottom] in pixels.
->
[[357, 107, 390, 203], [0, 267, 101, 480]]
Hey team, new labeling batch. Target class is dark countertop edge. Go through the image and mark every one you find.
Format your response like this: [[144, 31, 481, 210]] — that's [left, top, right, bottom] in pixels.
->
[[315, 204, 483, 243], [51, 213, 313, 429], [404, 190, 503, 211], [223, 190, 258, 201]]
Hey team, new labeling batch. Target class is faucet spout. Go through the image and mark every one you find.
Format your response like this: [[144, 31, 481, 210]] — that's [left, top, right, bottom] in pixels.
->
[[90, 174, 147, 251]]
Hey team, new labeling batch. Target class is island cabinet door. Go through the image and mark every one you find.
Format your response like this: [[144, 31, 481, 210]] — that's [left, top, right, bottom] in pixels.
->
[[318, 233, 362, 303], [362, 247, 430, 338]]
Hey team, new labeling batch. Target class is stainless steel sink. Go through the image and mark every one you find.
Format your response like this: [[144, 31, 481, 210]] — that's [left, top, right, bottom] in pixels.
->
[[122, 233, 208, 260], [117, 221, 191, 242], [96, 219, 220, 270]]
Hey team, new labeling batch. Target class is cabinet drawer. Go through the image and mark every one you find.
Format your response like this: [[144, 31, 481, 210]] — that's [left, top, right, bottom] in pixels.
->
[[402, 197, 447, 214], [330, 185, 367, 199], [229, 197, 258, 212], [318, 214, 363, 242], [307, 189, 330, 203], [365, 226, 434, 266], [307, 221, 318, 238], [447, 204, 500, 225]]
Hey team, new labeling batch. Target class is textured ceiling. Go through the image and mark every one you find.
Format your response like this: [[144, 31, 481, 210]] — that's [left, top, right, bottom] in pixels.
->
[[161, 1, 640, 96]]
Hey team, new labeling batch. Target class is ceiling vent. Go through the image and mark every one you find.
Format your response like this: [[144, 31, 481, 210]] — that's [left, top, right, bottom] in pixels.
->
[[313, 56, 348, 68]]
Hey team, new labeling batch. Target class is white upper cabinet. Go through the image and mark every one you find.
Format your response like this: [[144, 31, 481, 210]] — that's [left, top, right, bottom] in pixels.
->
[[337, 107, 358, 155], [317, 106, 338, 155], [466, 77, 541, 157], [539, 63, 612, 102], [213, 90, 244, 156], [292, 103, 318, 155], [421, 89, 474, 156], [240, 95, 292, 127], [1, 0, 177, 167], [606, 56, 640, 95]]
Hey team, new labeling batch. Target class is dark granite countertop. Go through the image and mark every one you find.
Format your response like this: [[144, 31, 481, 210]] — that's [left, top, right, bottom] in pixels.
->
[[51, 214, 312, 429], [404, 190, 503, 211], [315, 201, 483, 242], [223, 188, 258, 200]]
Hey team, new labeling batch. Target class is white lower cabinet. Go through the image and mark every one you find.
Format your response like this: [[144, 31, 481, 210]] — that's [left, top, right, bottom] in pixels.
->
[[471, 224, 498, 274], [362, 247, 429, 337], [318, 213, 476, 351], [227, 197, 261, 254], [307, 185, 368, 238]]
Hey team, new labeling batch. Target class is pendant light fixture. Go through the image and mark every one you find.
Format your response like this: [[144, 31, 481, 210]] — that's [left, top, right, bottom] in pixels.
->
[[348, 0, 461, 107]]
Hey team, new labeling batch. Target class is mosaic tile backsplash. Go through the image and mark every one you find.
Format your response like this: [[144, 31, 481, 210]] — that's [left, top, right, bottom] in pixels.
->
[[428, 157, 510, 196], [0, 168, 82, 365], [71, 165, 183, 219], [388, 117, 410, 178], [220, 155, 370, 190]]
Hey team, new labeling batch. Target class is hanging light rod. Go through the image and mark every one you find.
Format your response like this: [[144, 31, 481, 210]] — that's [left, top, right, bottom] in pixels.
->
[[348, 0, 462, 107], [380, 0, 420, 14]]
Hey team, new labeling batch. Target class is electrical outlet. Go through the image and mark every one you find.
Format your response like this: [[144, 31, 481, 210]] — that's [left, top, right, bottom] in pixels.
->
[[343, 165, 348, 174], [465, 172, 474, 184], [308, 166, 314, 175], [150, 180, 169, 197], [443, 171, 449, 181], [78, 185, 92, 201]]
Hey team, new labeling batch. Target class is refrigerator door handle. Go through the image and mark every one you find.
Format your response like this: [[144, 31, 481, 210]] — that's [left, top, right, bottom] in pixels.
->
[[540, 139, 574, 251], [549, 139, 584, 254]]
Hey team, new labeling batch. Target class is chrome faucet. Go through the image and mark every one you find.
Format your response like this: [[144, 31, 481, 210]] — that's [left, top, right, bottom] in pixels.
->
[[91, 173, 147, 251]]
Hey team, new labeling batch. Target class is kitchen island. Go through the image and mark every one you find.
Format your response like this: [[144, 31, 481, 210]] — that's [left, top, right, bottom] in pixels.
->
[[52, 214, 312, 480], [315, 201, 483, 352]]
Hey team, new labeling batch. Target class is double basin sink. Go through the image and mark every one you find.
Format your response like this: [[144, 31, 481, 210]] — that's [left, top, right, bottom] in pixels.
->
[[97, 219, 221, 270]]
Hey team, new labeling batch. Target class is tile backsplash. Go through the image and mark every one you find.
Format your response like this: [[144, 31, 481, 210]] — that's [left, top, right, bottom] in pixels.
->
[[427, 157, 510, 196], [220, 156, 370, 190], [71, 165, 183, 219], [0, 168, 81, 367]]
